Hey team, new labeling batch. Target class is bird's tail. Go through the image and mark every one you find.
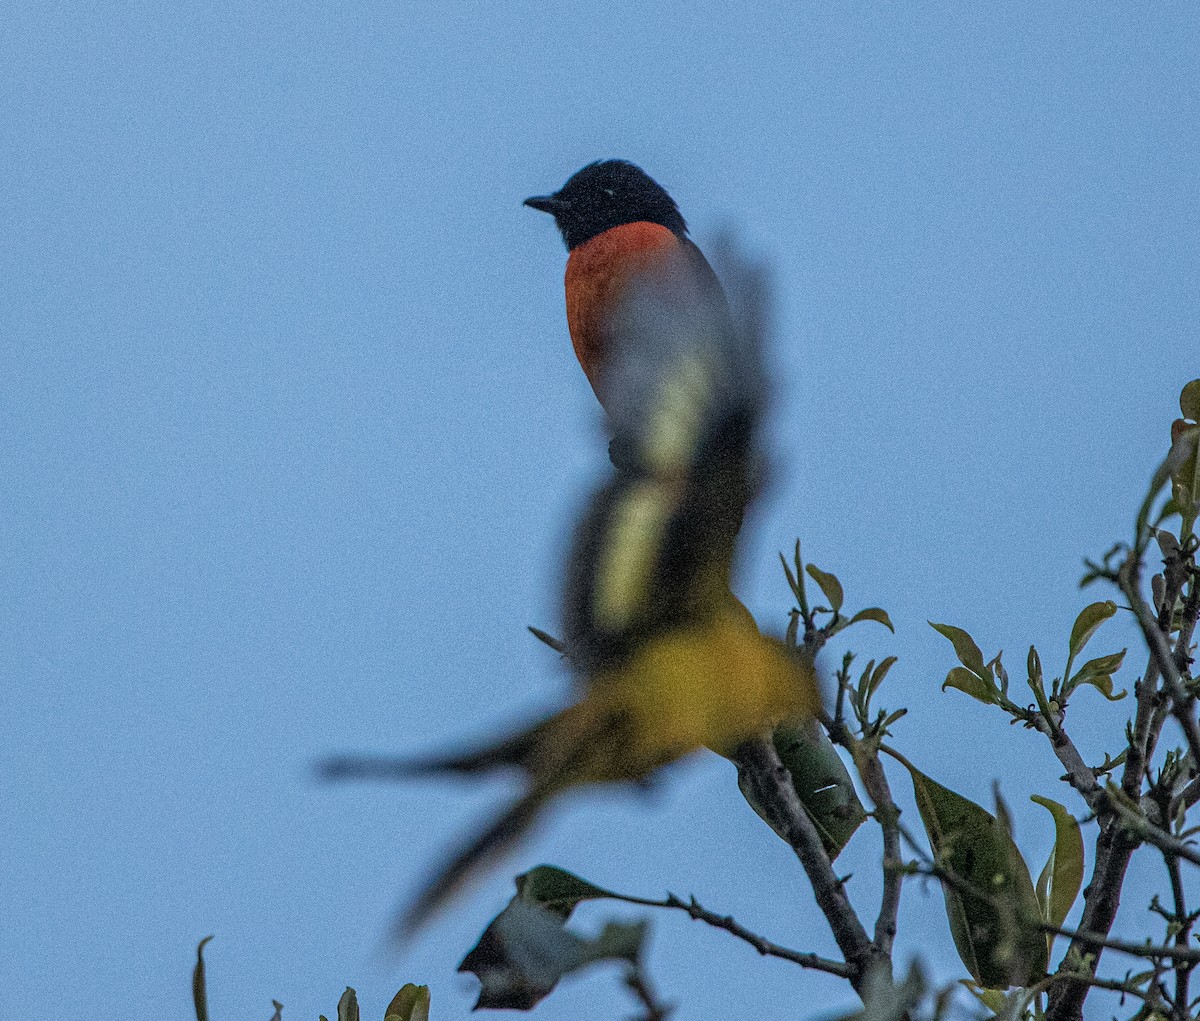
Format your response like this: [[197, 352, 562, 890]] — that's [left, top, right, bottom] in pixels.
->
[[318, 725, 545, 782], [393, 787, 548, 942]]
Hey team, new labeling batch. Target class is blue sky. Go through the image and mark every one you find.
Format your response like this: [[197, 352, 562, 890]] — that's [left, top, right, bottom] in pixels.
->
[[3, 3, 1197, 1018]]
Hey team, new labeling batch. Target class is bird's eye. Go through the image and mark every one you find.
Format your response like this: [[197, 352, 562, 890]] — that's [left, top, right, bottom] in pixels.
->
[[603, 187, 616, 198]]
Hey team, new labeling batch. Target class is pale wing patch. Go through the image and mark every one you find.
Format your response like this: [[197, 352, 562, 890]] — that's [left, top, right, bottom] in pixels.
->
[[592, 482, 670, 634], [643, 354, 715, 479]]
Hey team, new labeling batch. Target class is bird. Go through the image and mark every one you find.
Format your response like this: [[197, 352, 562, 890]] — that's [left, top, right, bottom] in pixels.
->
[[524, 160, 732, 415], [526, 162, 771, 650], [319, 164, 819, 938]]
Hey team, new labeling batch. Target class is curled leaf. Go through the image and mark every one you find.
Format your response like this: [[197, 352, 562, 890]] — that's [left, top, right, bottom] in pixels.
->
[[1156, 531, 1181, 558], [192, 936, 215, 1021], [942, 667, 997, 705], [988, 650, 1009, 696], [1072, 672, 1126, 701], [1168, 424, 1200, 533], [1027, 646, 1042, 688], [849, 607, 895, 633], [779, 550, 801, 602], [867, 656, 898, 703], [1068, 649, 1127, 701], [929, 623, 988, 680], [805, 563, 844, 613], [1137, 444, 1188, 547]]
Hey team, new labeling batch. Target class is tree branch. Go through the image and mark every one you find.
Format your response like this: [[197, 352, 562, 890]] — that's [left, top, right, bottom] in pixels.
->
[[1119, 558, 1200, 768], [730, 736, 885, 994], [823, 713, 904, 960], [1100, 785, 1200, 868], [1027, 712, 1104, 811], [1166, 851, 1193, 1021], [1046, 545, 1192, 1021]]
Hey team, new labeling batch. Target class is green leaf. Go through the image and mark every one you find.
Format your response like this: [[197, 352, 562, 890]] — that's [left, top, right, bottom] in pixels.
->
[[1027, 646, 1042, 688], [848, 607, 895, 633], [1067, 649, 1127, 701], [338, 988, 359, 1021], [903, 763, 1047, 988], [989, 650, 1009, 696], [942, 667, 998, 705], [1181, 379, 1200, 421], [515, 865, 619, 916], [805, 563, 844, 613], [1071, 650, 1125, 682], [867, 656, 898, 703], [1144, 459, 1181, 534], [779, 550, 801, 602], [192, 936, 214, 1021], [789, 540, 810, 615], [527, 626, 565, 654], [1030, 796, 1084, 939], [385, 985, 430, 1021], [1170, 425, 1200, 534], [929, 622, 988, 680], [1072, 672, 1126, 701], [459, 898, 645, 1011], [756, 720, 867, 859], [1068, 602, 1117, 660]]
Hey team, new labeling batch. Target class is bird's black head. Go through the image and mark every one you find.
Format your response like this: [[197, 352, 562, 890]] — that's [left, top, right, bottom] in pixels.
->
[[524, 160, 688, 251]]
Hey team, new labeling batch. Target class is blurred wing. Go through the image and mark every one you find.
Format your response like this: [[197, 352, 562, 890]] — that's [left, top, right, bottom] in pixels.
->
[[564, 243, 769, 675]]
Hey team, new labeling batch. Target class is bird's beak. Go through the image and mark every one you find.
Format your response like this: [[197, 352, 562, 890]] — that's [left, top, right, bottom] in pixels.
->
[[524, 195, 570, 215]]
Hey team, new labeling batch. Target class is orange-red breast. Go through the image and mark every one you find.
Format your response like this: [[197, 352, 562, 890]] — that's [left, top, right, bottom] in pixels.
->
[[525, 160, 734, 412]]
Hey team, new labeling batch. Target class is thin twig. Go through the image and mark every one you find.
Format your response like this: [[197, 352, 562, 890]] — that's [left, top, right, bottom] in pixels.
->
[[1166, 851, 1193, 1021], [1056, 973, 1163, 1007], [659, 894, 854, 978], [602, 888, 854, 977], [1124, 547, 1187, 796]]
